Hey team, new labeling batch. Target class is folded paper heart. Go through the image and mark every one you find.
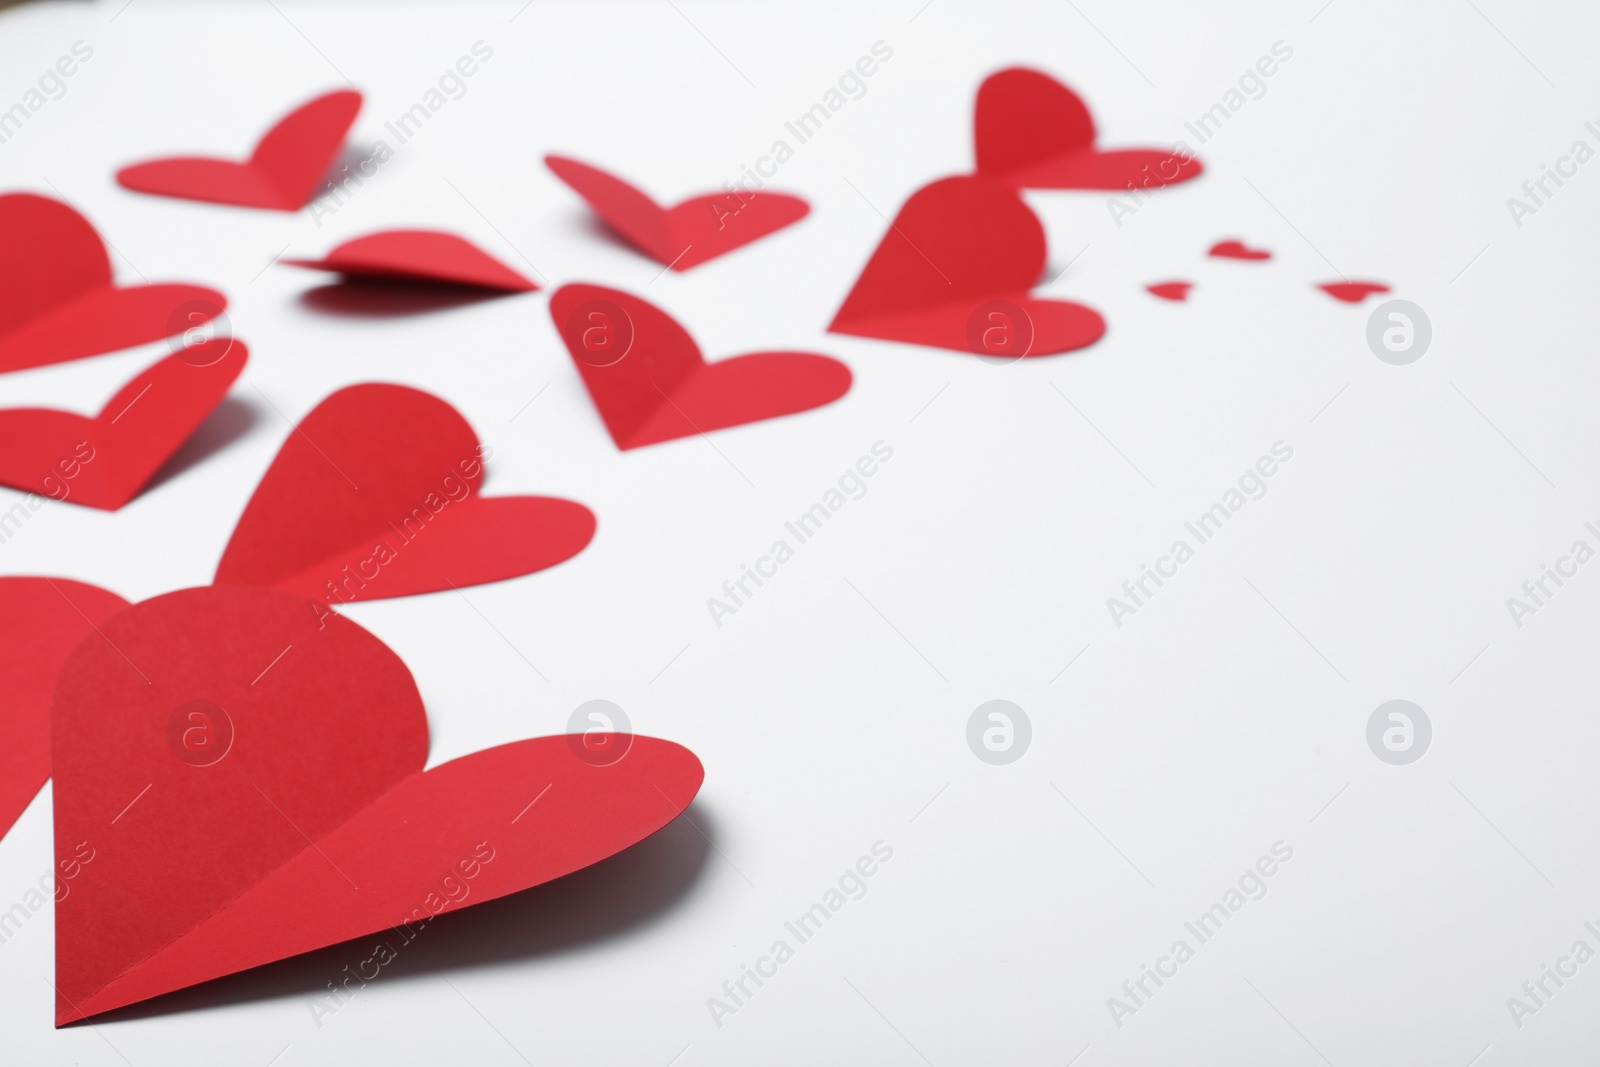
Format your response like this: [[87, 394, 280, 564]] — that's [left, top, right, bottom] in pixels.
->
[[546, 155, 808, 271], [281, 230, 536, 291], [0, 578, 128, 844], [974, 68, 1203, 190], [52, 585, 703, 1023], [550, 283, 851, 449], [116, 90, 362, 211], [0, 193, 225, 374], [1146, 281, 1193, 302], [0, 339, 246, 510], [828, 175, 1105, 357], [214, 383, 594, 602], [1318, 281, 1391, 303], [1209, 239, 1272, 261]]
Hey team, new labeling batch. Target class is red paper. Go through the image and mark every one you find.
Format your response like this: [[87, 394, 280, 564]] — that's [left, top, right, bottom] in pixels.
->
[[0, 340, 246, 511], [974, 68, 1203, 190], [550, 283, 851, 449], [52, 584, 703, 1023], [1209, 239, 1272, 261], [0, 193, 225, 374], [282, 230, 536, 291], [214, 383, 594, 602], [1318, 281, 1391, 303], [1146, 281, 1193, 302], [116, 90, 362, 211], [0, 578, 127, 843], [545, 155, 808, 270], [828, 175, 1105, 357]]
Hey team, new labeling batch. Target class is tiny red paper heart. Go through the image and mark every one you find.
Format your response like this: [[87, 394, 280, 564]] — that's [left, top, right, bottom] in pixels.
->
[[51, 585, 703, 1023], [281, 230, 536, 291], [1318, 281, 1390, 303], [214, 384, 594, 602], [551, 283, 852, 449], [117, 90, 361, 211], [0, 340, 246, 510], [1209, 239, 1272, 261], [1146, 281, 1193, 302], [974, 68, 1203, 190], [0, 193, 226, 374], [0, 577, 127, 844], [546, 155, 808, 271], [829, 175, 1105, 357]]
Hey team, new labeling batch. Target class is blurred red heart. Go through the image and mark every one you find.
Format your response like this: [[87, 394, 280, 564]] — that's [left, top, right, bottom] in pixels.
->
[[0, 193, 225, 374], [1318, 281, 1390, 303], [1209, 239, 1272, 261], [547, 155, 808, 270], [117, 90, 361, 211], [1146, 281, 1193, 302], [282, 230, 536, 291]]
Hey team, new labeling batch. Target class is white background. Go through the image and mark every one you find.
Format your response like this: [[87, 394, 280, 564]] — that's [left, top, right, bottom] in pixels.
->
[[1, 0, 1599, 1063]]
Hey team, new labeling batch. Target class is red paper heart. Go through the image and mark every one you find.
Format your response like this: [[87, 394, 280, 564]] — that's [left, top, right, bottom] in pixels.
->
[[1209, 239, 1272, 261], [828, 175, 1105, 357], [0, 340, 246, 511], [282, 230, 536, 291], [116, 90, 362, 211], [51, 585, 703, 1023], [550, 284, 851, 449], [546, 155, 808, 271], [0, 193, 225, 374], [214, 384, 594, 602], [0, 578, 127, 844], [974, 68, 1203, 190], [1146, 281, 1193, 302], [1318, 281, 1391, 303]]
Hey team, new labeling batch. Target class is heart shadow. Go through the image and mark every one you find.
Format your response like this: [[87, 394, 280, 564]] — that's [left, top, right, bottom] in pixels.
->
[[298, 281, 505, 318], [78, 802, 718, 1024]]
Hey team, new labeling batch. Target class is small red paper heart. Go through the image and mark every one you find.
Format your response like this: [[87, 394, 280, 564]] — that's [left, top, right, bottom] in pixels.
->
[[281, 230, 536, 291], [0, 193, 226, 374], [829, 175, 1105, 357], [551, 283, 852, 449], [51, 585, 703, 1023], [116, 90, 362, 211], [1209, 239, 1272, 261], [0, 577, 127, 844], [214, 384, 594, 602], [1318, 281, 1390, 303], [546, 155, 808, 271], [1146, 281, 1193, 302], [0, 340, 246, 510], [975, 68, 1203, 190]]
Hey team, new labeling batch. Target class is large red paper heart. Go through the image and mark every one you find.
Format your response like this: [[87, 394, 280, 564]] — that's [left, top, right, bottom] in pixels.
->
[[116, 90, 362, 211], [1318, 281, 1390, 303], [282, 230, 536, 292], [0, 193, 225, 374], [1209, 239, 1272, 261], [828, 175, 1105, 357], [974, 68, 1203, 190], [0, 578, 128, 844], [550, 284, 851, 449], [546, 155, 808, 271], [0, 340, 246, 511], [51, 585, 703, 1023], [214, 384, 594, 602]]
